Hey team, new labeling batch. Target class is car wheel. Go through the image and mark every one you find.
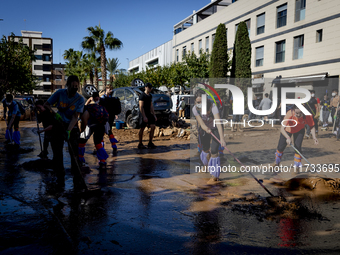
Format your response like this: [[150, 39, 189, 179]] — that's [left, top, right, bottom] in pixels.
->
[[131, 78, 144, 87], [82, 84, 98, 99], [126, 114, 138, 129]]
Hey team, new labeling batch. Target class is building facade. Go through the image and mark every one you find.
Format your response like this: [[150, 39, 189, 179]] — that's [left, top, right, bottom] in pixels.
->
[[12, 31, 53, 98], [52, 63, 66, 91], [130, 0, 340, 98], [128, 40, 173, 73]]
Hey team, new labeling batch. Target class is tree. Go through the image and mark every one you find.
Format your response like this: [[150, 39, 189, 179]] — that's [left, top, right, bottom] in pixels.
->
[[63, 49, 87, 86], [82, 24, 123, 88], [107, 57, 120, 85], [233, 21, 252, 95], [86, 51, 101, 87], [183, 51, 210, 80], [210, 23, 229, 78], [0, 34, 37, 98]]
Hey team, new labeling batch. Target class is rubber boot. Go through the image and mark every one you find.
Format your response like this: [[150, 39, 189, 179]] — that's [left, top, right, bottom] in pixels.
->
[[274, 150, 283, 166], [200, 151, 210, 166], [96, 144, 108, 168], [208, 156, 221, 180], [109, 134, 118, 151], [293, 153, 302, 169], [12, 130, 20, 145], [78, 143, 86, 164], [5, 129, 13, 142]]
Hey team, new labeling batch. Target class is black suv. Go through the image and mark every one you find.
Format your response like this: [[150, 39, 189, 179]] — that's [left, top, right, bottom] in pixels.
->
[[112, 86, 172, 128]]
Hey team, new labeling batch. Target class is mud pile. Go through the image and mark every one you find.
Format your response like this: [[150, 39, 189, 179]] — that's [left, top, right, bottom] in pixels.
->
[[285, 175, 340, 194], [221, 193, 323, 221]]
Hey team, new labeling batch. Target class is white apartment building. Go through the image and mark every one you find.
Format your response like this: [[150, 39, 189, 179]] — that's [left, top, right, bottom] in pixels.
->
[[12, 31, 53, 98], [130, 0, 340, 98], [128, 40, 173, 73]]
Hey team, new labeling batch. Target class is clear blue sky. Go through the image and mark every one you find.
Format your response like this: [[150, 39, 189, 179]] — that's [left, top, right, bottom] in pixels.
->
[[0, 0, 209, 70]]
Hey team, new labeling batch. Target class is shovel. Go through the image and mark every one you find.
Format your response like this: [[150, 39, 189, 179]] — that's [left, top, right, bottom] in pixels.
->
[[209, 131, 286, 206]]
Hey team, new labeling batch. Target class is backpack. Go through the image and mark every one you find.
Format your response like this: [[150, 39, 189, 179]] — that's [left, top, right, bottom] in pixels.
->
[[86, 104, 109, 124], [101, 97, 121, 116], [15, 101, 26, 115]]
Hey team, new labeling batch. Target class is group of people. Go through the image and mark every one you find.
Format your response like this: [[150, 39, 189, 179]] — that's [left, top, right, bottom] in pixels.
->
[[193, 88, 340, 182], [2, 76, 159, 187]]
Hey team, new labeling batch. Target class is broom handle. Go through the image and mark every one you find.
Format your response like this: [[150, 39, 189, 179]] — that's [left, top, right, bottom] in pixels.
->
[[209, 131, 274, 197]]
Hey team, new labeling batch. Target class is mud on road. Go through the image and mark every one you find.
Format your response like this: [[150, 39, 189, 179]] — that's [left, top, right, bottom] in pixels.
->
[[1, 121, 340, 254]]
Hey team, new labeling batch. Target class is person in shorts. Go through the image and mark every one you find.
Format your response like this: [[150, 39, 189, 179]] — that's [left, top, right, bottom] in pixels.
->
[[138, 83, 157, 149]]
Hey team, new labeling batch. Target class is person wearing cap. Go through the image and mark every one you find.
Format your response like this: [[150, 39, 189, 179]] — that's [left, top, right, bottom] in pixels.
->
[[138, 83, 157, 149], [177, 97, 186, 119]]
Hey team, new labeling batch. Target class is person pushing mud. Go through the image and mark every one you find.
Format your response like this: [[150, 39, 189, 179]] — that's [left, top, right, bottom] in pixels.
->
[[274, 105, 318, 169], [193, 90, 227, 183]]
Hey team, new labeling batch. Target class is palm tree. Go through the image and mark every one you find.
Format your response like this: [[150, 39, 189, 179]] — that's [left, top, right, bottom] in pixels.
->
[[84, 51, 101, 87], [82, 24, 123, 88], [107, 57, 120, 85], [63, 49, 86, 87]]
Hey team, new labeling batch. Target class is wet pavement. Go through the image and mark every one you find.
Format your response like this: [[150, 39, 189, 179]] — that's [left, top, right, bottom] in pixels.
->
[[1, 122, 340, 254]]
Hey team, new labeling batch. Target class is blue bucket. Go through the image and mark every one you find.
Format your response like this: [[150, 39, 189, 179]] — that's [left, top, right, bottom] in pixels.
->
[[115, 121, 124, 129]]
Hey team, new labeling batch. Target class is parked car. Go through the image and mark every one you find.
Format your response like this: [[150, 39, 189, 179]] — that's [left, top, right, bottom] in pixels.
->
[[112, 86, 172, 128]]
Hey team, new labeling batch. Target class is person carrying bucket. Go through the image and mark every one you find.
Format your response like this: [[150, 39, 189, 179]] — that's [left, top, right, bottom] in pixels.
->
[[2, 94, 21, 146], [192, 90, 227, 183], [274, 105, 318, 169], [79, 92, 109, 169]]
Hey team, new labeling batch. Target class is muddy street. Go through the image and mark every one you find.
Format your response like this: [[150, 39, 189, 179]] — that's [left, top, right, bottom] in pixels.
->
[[1, 121, 340, 254]]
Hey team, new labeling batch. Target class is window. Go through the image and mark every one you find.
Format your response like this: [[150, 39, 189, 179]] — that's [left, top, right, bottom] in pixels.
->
[[43, 65, 51, 71], [199, 39, 202, 53], [275, 40, 286, 63], [176, 49, 179, 61], [182, 46, 187, 58], [125, 89, 134, 101], [295, 0, 306, 22], [43, 54, 51, 61], [293, 35, 304, 59], [43, 75, 51, 82], [147, 59, 158, 67], [316, 29, 323, 43], [191, 43, 194, 52], [55, 75, 62, 81], [42, 44, 51, 51], [34, 44, 42, 50], [205, 37, 209, 52], [34, 65, 43, 70], [114, 89, 125, 101], [257, 13, 265, 35], [245, 19, 251, 35], [35, 55, 42, 60], [277, 4, 287, 28], [212, 34, 216, 46], [255, 46, 264, 67]]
